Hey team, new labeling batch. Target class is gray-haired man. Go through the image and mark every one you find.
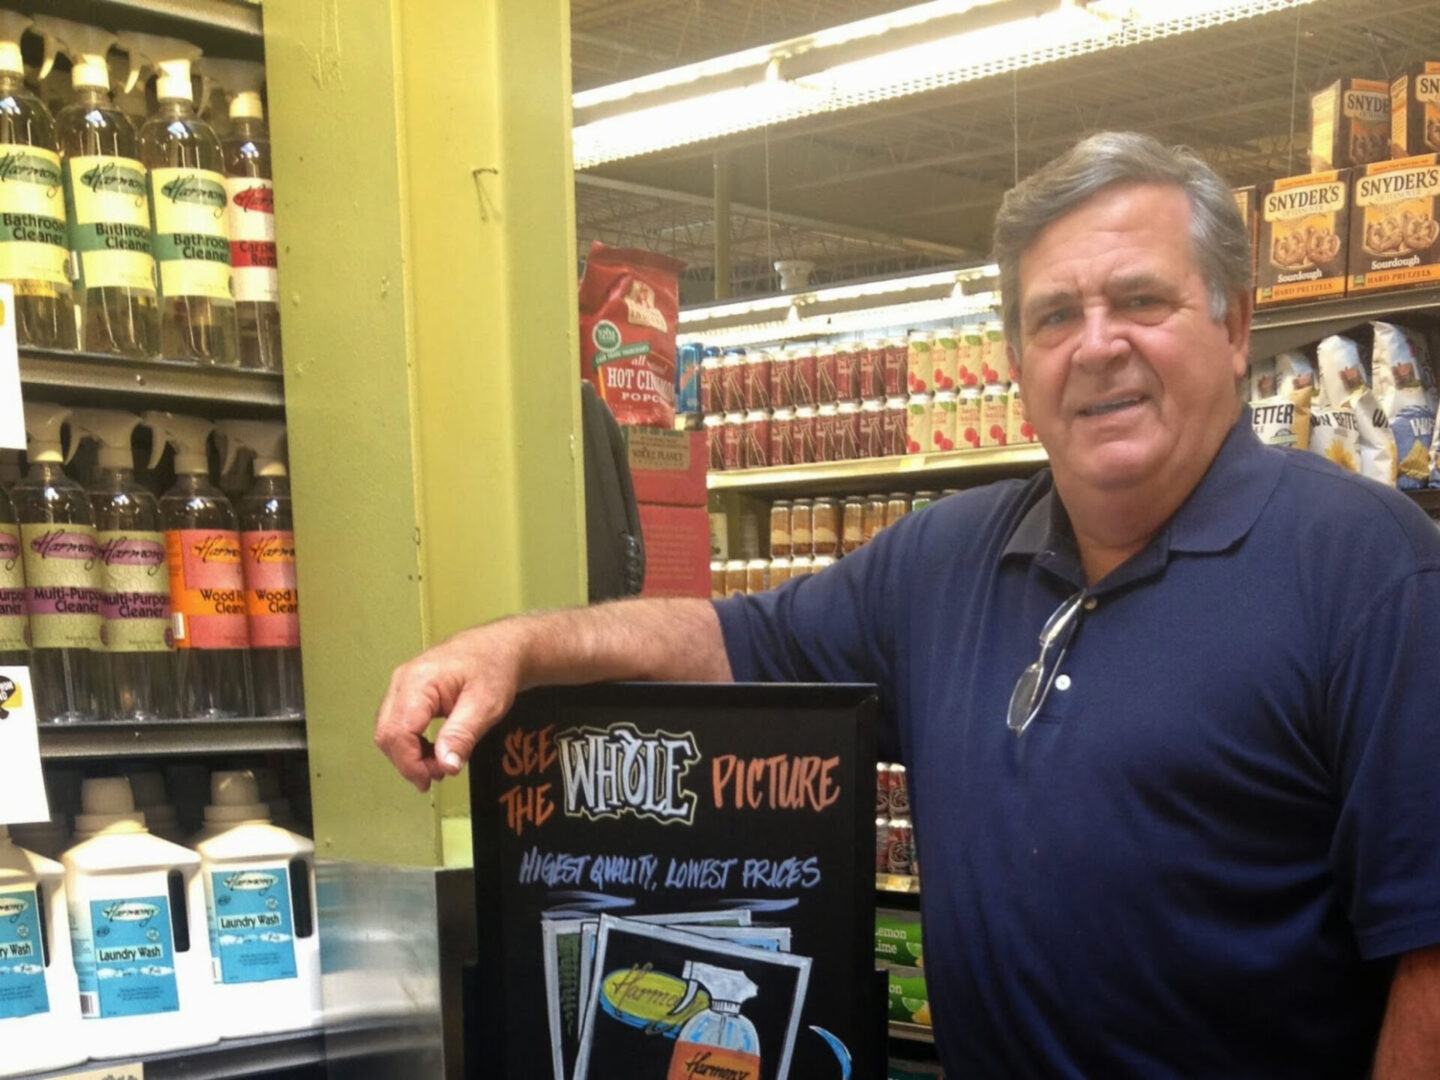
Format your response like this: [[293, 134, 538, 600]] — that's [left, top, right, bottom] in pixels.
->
[[376, 132, 1440, 1077]]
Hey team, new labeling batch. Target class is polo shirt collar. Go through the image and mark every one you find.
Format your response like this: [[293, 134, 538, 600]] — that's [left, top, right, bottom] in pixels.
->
[[1001, 410, 1282, 580]]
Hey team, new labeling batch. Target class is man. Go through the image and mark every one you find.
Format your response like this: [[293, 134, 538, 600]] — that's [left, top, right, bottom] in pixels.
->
[[375, 132, 1440, 1077]]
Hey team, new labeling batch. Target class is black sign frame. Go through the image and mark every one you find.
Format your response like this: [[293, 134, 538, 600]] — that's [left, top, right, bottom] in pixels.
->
[[469, 682, 880, 1080]]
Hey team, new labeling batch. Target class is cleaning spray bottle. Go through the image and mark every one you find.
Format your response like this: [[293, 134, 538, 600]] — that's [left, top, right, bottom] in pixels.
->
[[0, 12, 78, 350], [63, 777, 219, 1057], [118, 32, 237, 366], [0, 483, 29, 666], [143, 411, 249, 717], [216, 420, 301, 717], [195, 769, 320, 1036], [37, 16, 160, 360], [200, 59, 280, 371], [667, 962, 762, 1080], [0, 824, 86, 1078], [12, 402, 102, 723], [70, 409, 174, 720]]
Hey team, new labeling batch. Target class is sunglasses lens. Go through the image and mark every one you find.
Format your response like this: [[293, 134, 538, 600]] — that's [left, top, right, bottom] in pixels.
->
[[1007, 661, 1043, 734]]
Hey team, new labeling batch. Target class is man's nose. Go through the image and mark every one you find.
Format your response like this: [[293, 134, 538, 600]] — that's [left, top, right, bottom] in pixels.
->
[[1072, 306, 1128, 370]]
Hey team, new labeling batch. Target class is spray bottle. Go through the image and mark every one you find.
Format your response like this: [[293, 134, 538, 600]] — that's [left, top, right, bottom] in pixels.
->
[[0, 483, 28, 666], [194, 770, 320, 1036], [216, 420, 301, 717], [12, 403, 101, 723], [118, 32, 237, 366], [63, 777, 219, 1057], [0, 824, 86, 1078], [143, 411, 249, 717], [200, 59, 280, 371], [70, 409, 174, 720], [0, 13, 78, 350], [37, 17, 160, 360], [667, 962, 762, 1080]]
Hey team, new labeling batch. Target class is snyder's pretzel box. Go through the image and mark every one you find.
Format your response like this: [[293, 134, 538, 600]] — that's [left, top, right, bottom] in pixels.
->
[[1310, 78, 1390, 171], [1233, 185, 1259, 276], [1391, 63, 1440, 158], [1256, 170, 1351, 307], [1348, 154, 1440, 294]]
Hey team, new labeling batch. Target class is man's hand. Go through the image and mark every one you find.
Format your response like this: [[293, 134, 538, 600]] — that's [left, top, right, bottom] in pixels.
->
[[373, 599, 734, 791], [374, 623, 526, 792]]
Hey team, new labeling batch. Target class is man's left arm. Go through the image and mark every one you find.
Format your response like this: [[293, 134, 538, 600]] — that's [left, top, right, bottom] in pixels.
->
[[1372, 945, 1440, 1078]]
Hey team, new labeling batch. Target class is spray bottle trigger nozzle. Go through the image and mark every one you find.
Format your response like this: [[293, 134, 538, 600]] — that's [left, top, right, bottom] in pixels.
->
[[37, 32, 56, 81]]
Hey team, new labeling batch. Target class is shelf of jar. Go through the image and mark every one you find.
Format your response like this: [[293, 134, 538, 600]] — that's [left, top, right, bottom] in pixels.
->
[[38, 716, 306, 760], [707, 444, 1048, 495], [889, 1020, 935, 1045], [33, 0, 264, 57], [20, 348, 285, 418]]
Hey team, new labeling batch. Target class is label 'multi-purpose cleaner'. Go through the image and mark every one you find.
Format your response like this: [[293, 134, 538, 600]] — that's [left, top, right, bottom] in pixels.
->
[[0, 489, 27, 658]]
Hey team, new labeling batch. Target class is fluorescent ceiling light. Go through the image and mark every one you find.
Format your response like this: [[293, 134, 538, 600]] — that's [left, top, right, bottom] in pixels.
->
[[572, 0, 1319, 169]]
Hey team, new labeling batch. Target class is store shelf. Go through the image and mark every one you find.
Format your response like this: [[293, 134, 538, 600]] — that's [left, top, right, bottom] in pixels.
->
[[1250, 287, 1440, 359], [876, 872, 920, 896], [38, 716, 307, 760], [19, 0, 264, 57], [1409, 489, 1440, 516], [889, 1021, 936, 1045], [708, 444, 1047, 496], [27, 1030, 321, 1080], [20, 349, 285, 418]]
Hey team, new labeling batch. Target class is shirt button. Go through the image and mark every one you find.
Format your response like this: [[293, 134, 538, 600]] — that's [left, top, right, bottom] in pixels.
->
[[1055, 674, 1072, 692], [1083, 597, 1098, 611]]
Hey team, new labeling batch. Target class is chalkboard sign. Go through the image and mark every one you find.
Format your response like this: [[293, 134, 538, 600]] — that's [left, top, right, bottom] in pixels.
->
[[469, 682, 880, 1080]]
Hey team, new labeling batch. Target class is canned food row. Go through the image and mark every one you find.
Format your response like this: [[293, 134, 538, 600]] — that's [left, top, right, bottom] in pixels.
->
[[699, 325, 1011, 415], [877, 816, 917, 876], [877, 762, 910, 818], [705, 384, 1038, 471]]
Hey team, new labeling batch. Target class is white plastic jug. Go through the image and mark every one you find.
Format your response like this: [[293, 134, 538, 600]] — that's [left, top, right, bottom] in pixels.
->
[[62, 778, 219, 1058], [194, 770, 321, 1037], [0, 825, 86, 1078]]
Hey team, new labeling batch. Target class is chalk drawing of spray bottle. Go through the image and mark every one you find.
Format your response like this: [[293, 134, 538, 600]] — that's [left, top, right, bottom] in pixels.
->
[[666, 961, 761, 1080]]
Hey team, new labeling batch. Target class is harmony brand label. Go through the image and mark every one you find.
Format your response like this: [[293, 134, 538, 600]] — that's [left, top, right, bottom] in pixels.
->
[[206, 866, 298, 985], [19, 524, 102, 650], [241, 530, 299, 648], [64, 155, 155, 293], [98, 531, 172, 653], [73, 895, 179, 1019], [0, 887, 49, 1020], [165, 529, 248, 650], [0, 527, 27, 652], [0, 145, 68, 290], [149, 167, 231, 300], [225, 178, 278, 304]]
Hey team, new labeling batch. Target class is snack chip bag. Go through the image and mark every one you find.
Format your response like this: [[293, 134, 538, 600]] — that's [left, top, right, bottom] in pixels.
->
[[1249, 356, 1278, 401], [1275, 350, 1318, 397], [1308, 403, 1361, 473], [1250, 388, 1313, 450], [1354, 389, 1399, 486], [1370, 321, 1438, 490], [1316, 335, 1368, 407], [577, 241, 686, 427]]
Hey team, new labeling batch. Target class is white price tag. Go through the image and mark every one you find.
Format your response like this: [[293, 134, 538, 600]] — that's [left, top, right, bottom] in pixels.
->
[[0, 667, 50, 824], [0, 284, 21, 451]]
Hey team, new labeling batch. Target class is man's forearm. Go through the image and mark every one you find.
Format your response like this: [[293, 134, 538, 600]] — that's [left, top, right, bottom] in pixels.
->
[[509, 597, 734, 691], [1373, 945, 1440, 1079]]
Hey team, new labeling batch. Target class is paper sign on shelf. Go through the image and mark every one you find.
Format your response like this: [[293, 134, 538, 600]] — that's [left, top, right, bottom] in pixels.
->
[[0, 284, 21, 451], [0, 667, 50, 825]]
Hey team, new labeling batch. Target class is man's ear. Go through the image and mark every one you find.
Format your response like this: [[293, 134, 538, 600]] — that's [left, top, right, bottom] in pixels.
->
[[1006, 341, 1021, 381], [1224, 291, 1253, 381]]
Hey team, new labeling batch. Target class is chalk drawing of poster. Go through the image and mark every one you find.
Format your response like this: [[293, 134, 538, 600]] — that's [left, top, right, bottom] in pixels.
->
[[574, 914, 811, 1080]]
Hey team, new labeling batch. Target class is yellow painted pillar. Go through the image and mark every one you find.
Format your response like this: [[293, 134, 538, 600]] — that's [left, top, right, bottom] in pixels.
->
[[263, 0, 585, 867]]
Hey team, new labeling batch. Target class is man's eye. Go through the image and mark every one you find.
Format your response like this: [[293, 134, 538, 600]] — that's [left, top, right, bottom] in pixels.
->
[[1038, 308, 1074, 327]]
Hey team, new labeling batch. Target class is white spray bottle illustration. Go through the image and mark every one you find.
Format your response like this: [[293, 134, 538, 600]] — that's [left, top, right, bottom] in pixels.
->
[[667, 962, 762, 1080]]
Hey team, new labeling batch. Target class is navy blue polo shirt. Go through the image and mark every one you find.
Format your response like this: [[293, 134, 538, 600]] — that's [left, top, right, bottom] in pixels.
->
[[715, 413, 1440, 1078]]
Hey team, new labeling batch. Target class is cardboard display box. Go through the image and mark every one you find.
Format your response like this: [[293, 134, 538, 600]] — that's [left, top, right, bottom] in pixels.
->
[[1310, 77, 1389, 171], [1349, 153, 1440, 294], [1391, 63, 1440, 158], [638, 502, 710, 598], [1256, 170, 1352, 307], [622, 426, 706, 507]]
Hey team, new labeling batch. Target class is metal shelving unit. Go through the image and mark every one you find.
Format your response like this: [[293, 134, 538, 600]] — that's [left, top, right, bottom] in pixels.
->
[[1249, 286, 1440, 358], [889, 1020, 936, 1045], [38, 717, 308, 760], [20, 349, 285, 418], [16, 0, 263, 56], [26, 1031, 321, 1080], [708, 444, 1047, 496]]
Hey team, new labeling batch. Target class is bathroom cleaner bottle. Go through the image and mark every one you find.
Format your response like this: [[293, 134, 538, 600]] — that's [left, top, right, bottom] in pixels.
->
[[0, 12, 78, 351], [143, 411, 250, 717], [0, 824, 86, 1078], [12, 402, 102, 722], [64, 777, 219, 1056], [70, 409, 175, 720], [201, 59, 281, 372], [216, 420, 302, 717], [118, 32, 237, 366], [195, 770, 320, 1036], [667, 962, 762, 1080], [128, 770, 184, 845], [0, 483, 29, 666], [37, 16, 160, 359]]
